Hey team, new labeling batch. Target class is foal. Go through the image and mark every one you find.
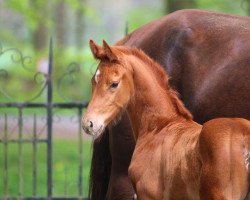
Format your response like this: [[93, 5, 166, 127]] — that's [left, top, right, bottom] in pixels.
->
[[82, 40, 250, 200]]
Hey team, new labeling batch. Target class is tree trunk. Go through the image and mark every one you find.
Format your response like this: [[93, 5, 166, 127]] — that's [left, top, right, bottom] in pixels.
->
[[165, 0, 197, 14], [33, 23, 47, 51], [0, 0, 4, 24], [75, 8, 84, 49], [30, 0, 47, 51], [55, 1, 67, 47], [245, 0, 250, 15]]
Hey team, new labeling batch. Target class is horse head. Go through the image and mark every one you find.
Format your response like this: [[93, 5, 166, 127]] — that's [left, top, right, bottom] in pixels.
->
[[82, 40, 134, 139]]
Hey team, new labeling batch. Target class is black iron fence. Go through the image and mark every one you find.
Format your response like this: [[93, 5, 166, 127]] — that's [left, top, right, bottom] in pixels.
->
[[0, 39, 90, 200]]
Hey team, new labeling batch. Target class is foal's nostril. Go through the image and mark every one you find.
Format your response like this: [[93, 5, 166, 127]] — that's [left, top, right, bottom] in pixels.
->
[[89, 121, 93, 128]]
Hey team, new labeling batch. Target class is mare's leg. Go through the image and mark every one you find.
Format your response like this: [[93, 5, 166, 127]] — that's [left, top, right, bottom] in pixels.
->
[[106, 112, 136, 200], [106, 175, 135, 200], [199, 121, 249, 200]]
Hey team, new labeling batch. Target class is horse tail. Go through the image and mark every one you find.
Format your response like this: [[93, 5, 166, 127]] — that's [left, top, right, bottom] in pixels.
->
[[88, 129, 111, 200]]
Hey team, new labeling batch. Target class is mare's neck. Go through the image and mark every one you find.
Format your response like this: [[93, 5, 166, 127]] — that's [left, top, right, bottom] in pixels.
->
[[126, 54, 191, 140]]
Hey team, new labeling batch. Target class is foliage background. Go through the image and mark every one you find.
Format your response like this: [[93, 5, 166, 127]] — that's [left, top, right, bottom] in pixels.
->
[[0, 0, 249, 103]]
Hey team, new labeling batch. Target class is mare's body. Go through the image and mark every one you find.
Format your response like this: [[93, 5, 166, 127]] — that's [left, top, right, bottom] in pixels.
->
[[89, 10, 250, 200], [83, 43, 250, 200]]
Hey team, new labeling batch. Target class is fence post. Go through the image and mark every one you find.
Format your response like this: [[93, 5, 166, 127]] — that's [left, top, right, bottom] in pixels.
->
[[47, 37, 53, 198]]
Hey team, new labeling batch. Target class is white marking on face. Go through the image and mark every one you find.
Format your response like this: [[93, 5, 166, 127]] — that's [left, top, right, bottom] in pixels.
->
[[243, 147, 250, 171], [95, 69, 101, 83]]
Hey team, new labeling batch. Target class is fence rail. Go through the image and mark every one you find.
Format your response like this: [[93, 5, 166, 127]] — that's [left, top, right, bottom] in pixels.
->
[[0, 39, 90, 200]]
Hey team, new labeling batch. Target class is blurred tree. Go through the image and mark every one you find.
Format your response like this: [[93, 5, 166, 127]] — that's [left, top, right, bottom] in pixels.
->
[[5, 0, 50, 50], [166, 0, 197, 13], [0, 0, 3, 21], [4, 0, 89, 50], [30, 0, 48, 50], [241, 0, 250, 15], [75, 0, 85, 49], [55, 0, 67, 47], [54, 0, 87, 48]]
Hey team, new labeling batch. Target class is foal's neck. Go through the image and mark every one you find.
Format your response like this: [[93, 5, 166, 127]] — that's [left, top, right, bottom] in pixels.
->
[[126, 52, 192, 139]]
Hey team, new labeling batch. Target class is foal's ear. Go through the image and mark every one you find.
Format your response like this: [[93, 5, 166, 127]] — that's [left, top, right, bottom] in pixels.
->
[[89, 39, 105, 59], [103, 40, 118, 62]]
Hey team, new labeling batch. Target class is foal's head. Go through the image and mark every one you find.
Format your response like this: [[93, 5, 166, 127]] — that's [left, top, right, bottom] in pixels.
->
[[82, 40, 134, 138]]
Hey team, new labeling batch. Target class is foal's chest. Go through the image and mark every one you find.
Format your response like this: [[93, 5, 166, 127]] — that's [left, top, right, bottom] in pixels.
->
[[129, 131, 201, 200]]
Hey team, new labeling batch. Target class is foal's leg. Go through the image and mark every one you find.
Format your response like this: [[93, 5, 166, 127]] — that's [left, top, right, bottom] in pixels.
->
[[199, 121, 249, 200]]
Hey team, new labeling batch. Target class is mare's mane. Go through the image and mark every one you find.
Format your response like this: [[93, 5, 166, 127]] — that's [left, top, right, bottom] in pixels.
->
[[118, 47, 193, 120]]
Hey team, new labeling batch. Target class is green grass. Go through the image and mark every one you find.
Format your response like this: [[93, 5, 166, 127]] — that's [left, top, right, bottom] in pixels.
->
[[0, 139, 92, 198]]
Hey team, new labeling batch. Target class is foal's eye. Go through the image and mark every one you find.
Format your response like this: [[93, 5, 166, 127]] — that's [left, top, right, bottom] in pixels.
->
[[110, 82, 119, 89]]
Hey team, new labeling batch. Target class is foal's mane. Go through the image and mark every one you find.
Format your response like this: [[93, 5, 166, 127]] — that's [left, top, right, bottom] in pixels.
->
[[118, 47, 193, 120]]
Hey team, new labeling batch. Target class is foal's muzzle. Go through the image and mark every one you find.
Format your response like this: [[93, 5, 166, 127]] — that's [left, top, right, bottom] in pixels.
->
[[82, 117, 104, 138]]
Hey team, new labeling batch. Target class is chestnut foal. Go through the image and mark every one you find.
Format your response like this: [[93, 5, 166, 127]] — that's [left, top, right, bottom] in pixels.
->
[[82, 40, 250, 200]]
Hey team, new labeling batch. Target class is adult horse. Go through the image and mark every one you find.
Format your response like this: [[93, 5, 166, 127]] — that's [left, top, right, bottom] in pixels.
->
[[88, 9, 250, 200], [84, 40, 250, 200]]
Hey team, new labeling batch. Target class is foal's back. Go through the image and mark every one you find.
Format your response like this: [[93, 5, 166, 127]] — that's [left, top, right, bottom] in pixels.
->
[[200, 118, 250, 199]]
